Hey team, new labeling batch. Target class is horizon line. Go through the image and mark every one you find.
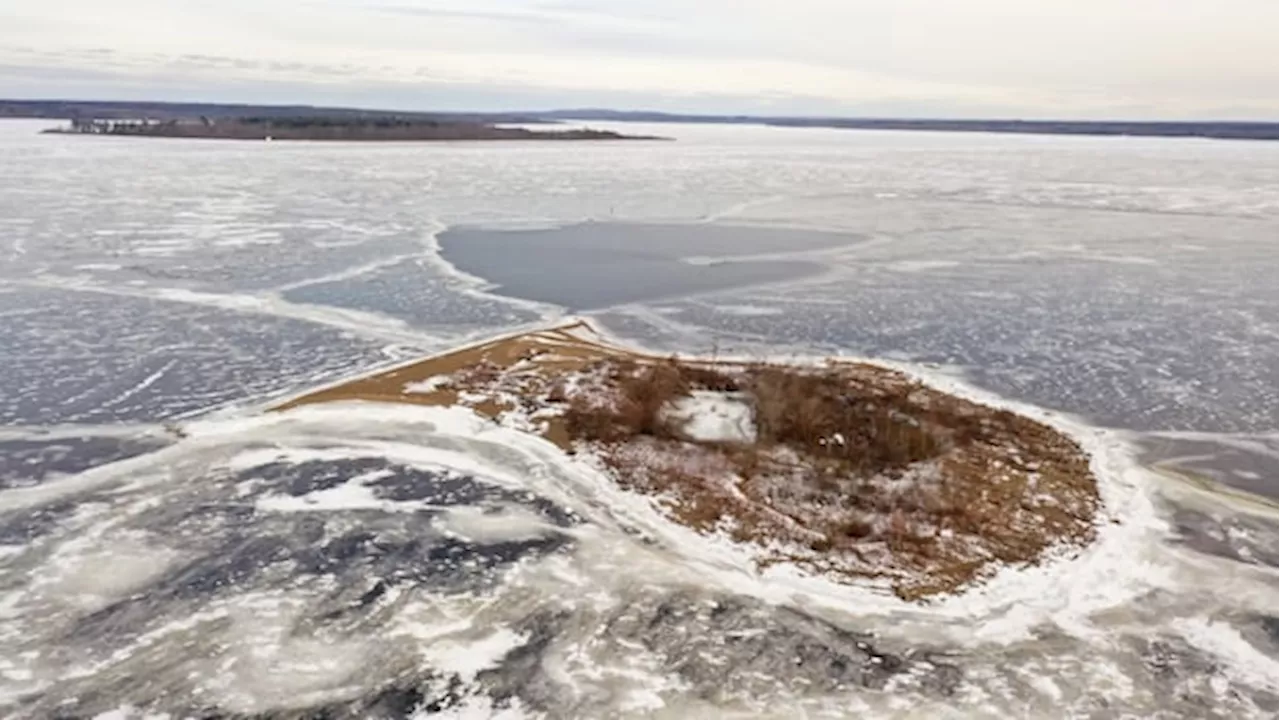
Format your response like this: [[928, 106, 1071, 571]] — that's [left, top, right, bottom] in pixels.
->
[[2, 97, 1277, 126]]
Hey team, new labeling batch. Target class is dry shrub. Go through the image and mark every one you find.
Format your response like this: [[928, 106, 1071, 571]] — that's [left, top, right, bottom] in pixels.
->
[[545, 379, 568, 403], [618, 361, 689, 434], [836, 515, 874, 539], [746, 365, 941, 476], [884, 509, 934, 551], [563, 395, 627, 442], [564, 359, 691, 441], [678, 363, 741, 392]]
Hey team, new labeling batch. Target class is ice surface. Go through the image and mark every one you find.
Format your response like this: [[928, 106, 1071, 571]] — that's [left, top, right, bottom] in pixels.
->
[[0, 397, 1270, 717], [436, 506, 557, 544], [1173, 617, 1279, 692], [0, 287, 392, 426], [0, 119, 1275, 717]]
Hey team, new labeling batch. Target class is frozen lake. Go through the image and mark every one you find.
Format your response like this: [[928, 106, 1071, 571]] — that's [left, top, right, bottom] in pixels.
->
[[0, 119, 1276, 718]]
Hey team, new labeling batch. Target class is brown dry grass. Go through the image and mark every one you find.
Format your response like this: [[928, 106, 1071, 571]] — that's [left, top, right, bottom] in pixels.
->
[[746, 365, 941, 474], [563, 358, 742, 442]]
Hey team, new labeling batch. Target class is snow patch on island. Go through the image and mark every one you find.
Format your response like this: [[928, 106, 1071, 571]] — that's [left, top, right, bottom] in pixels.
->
[[661, 391, 757, 443], [405, 376, 452, 394]]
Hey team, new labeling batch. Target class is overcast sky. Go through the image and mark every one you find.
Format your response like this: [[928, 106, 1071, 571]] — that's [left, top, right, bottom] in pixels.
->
[[1, 0, 1275, 119]]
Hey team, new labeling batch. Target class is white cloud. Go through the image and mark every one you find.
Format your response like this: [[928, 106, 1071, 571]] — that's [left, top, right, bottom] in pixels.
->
[[0, 0, 1274, 118]]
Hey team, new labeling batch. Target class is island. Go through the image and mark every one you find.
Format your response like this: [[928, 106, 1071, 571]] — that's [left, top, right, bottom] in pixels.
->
[[40, 116, 662, 142], [277, 321, 1101, 600]]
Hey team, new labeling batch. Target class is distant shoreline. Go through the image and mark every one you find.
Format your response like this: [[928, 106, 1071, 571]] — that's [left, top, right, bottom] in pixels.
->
[[541, 110, 1280, 141], [39, 117, 664, 143], [3, 99, 1275, 141], [38, 128, 663, 143]]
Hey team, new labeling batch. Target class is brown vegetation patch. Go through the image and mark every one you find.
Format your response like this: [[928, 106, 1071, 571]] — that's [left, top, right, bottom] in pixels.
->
[[278, 321, 1101, 600]]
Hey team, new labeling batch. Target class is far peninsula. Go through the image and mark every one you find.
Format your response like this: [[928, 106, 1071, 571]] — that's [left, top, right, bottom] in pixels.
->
[[40, 115, 663, 142]]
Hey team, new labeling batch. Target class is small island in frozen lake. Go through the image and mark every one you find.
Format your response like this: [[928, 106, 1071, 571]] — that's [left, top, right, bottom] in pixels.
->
[[42, 116, 664, 142], [278, 321, 1102, 600]]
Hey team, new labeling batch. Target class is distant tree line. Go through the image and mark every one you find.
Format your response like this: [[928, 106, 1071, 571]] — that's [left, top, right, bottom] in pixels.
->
[[44, 115, 661, 142], [238, 116, 445, 129], [66, 118, 168, 133]]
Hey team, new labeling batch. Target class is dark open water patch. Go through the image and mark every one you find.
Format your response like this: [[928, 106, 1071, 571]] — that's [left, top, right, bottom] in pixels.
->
[[437, 222, 862, 310]]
